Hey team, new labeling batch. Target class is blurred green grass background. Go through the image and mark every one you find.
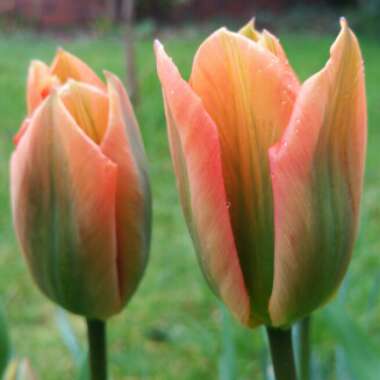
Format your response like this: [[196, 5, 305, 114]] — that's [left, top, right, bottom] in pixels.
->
[[0, 24, 379, 379]]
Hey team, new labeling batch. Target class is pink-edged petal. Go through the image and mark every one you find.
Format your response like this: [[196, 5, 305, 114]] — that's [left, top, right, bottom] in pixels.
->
[[11, 94, 120, 319], [50, 49, 106, 90], [155, 40, 254, 326], [269, 19, 366, 326], [14, 117, 30, 146], [26, 60, 59, 115], [100, 72, 151, 306], [190, 28, 299, 322]]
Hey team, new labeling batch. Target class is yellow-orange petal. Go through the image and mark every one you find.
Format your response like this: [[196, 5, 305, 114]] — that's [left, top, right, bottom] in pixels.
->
[[11, 94, 120, 319], [100, 72, 151, 305], [269, 19, 366, 326], [239, 20, 299, 87], [239, 18, 261, 42], [258, 30, 299, 86], [190, 28, 299, 322], [58, 80, 109, 144], [50, 49, 105, 90], [155, 40, 253, 326], [26, 60, 59, 115]]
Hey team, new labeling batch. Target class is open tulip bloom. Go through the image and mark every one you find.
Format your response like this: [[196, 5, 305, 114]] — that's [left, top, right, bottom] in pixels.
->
[[11, 50, 151, 379], [155, 18, 366, 377]]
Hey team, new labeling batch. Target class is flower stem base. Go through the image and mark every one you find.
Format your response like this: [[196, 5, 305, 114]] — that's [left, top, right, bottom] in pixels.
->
[[86, 318, 107, 380], [266, 326, 297, 380]]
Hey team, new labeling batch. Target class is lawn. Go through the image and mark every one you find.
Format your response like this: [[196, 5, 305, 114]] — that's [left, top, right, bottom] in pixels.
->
[[0, 23, 379, 379]]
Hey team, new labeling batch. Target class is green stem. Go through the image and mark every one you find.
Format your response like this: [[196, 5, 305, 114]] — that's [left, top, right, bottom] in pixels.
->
[[299, 317, 311, 380], [86, 319, 107, 380], [266, 326, 297, 380]]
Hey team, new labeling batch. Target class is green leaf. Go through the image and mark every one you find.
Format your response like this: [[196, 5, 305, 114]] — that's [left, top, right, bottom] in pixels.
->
[[54, 308, 89, 380], [54, 309, 82, 366]]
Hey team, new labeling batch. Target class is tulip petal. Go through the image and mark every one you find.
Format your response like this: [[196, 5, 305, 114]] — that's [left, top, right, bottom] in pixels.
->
[[50, 49, 105, 90], [14, 117, 30, 146], [239, 18, 261, 42], [27, 60, 59, 115], [100, 72, 151, 305], [11, 94, 120, 319], [190, 29, 299, 322], [59, 80, 109, 144], [239, 20, 299, 87], [258, 30, 299, 86], [155, 40, 253, 326], [269, 19, 366, 326]]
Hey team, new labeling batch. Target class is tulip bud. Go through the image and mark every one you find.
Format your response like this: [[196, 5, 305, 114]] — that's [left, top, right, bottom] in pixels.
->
[[11, 50, 151, 320], [3, 359, 37, 380], [155, 18, 366, 327]]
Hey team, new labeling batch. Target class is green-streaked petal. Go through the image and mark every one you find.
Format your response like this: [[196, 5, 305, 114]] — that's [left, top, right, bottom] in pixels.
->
[[155, 40, 254, 327], [100, 72, 151, 306], [11, 94, 120, 319], [190, 28, 299, 322], [26, 60, 59, 115], [269, 19, 366, 326]]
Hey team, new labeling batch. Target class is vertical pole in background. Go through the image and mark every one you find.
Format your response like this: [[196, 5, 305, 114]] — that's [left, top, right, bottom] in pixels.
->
[[107, 0, 115, 22], [108, 0, 124, 24], [124, 0, 139, 106]]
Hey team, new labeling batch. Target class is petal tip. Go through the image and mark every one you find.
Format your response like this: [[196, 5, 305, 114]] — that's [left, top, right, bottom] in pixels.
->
[[153, 39, 163, 52], [103, 70, 115, 82], [104, 70, 124, 92], [102, 69, 111, 77], [244, 17, 256, 30], [340, 16, 348, 29], [53, 46, 68, 62], [239, 17, 260, 41], [154, 39, 168, 66], [103, 70, 117, 87]]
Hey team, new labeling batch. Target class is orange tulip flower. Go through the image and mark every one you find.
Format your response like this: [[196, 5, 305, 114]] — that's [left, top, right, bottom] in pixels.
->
[[11, 50, 151, 320], [155, 19, 366, 327]]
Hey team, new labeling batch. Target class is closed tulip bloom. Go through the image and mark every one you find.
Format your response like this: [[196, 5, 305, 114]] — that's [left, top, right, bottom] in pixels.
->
[[155, 19, 366, 327], [11, 50, 151, 319], [4, 359, 37, 380]]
